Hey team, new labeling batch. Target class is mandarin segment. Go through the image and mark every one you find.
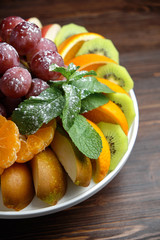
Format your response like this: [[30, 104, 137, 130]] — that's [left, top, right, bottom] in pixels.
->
[[16, 119, 56, 163], [86, 119, 111, 183], [0, 117, 20, 168], [16, 138, 34, 163], [0, 115, 7, 127], [34, 119, 56, 147], [27, 135, 45, 155]]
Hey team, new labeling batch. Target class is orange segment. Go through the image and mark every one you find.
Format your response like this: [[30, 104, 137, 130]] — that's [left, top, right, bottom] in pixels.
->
[[27, 135, 45, 155], [0, 115, 7, 127], [84, 101, 128, 135], [97, 78, 129, 96], [34, 119, 56, 147], [58, 32, 104, 64], [0, 115, 20, 168], [16, 119, 56, 163], [16, 138, 34, 163], [66, 54, 117, 71], [86, 119, 110, 183]]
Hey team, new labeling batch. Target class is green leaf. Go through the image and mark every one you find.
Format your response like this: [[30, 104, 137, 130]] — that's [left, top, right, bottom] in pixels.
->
[[69, 69, 97, 81], [49, 63, 79, 81], [67, 115, 102, 159], [62, 84, 81, 131], [81, 93, 109, 113], [12, 87, 64, 135], [71, 76, 114, 99], [48, 79, 67, 89]]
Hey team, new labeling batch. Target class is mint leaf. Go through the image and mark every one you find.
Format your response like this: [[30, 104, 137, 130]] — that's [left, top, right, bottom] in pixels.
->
[[67, 115, 102, 159], [71, 76, 114, 99], [12, 87, 64, 135], [62, 84, 81, 131], [81, 93, 109, 113], [69, 69, 96, 81], [49, 63, 79, 81]]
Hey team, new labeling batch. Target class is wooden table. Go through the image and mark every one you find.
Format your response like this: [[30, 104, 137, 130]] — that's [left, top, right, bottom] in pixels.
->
[[0, 0, 160, 239]]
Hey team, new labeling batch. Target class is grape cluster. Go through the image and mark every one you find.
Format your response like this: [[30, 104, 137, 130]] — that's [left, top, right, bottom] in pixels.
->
[[0, 16, 64, 117]]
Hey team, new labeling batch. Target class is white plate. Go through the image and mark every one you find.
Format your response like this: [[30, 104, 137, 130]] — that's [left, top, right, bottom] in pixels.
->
[[0, 90, 139, 219]]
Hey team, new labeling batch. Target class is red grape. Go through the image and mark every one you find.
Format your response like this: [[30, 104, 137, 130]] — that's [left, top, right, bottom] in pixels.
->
[[30, 50, 64, 81], [0, 103, 7, 117], [10, 21, 41, 56], [0, 42, 20, 75], [27, 38, 57, 62], [26, 78, 49, 98], [0, 67, 32, 98], [0, 16, 24, 43]]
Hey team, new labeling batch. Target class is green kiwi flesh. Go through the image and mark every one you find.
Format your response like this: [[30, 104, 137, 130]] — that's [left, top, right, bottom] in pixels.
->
[[107, 92, 136, 128], [54, 23, 88, 47], [98, 122, 128, 171], [96, 63, 134, 92], [76, 38, 119, 63]]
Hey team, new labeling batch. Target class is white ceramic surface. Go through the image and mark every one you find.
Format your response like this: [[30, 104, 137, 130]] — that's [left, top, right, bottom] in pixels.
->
[[0, 90, 139, 219]]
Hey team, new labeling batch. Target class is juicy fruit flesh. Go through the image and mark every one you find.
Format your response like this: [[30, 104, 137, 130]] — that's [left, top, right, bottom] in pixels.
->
[[96, 63, 134, 92], [0, 115, 20, 168], [58, 32, 104, 64], [51, 129, 92, 187], [31, 148, 66, 205], [55, 23, 88, 47], [98, 122, 128, 171], [76, 38, 119, 64]]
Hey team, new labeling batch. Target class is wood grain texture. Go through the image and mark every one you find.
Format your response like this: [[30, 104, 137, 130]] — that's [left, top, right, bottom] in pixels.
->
[[0, 0, 160, 239]]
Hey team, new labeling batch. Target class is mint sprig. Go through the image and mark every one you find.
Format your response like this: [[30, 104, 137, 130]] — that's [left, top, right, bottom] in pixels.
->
[[12, 87, 64, 135], [12, 63, 114, 158]]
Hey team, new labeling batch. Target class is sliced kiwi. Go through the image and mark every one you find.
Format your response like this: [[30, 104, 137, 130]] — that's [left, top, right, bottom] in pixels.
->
[[96, 63, 134, 92], [107, 92, 135, 128], [54, 23, 88, 47], [76, 38, 119, 64], [98, 122, 128, 171]]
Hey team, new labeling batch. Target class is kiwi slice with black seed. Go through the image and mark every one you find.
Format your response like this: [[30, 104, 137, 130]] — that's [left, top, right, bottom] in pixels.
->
[[54, 23, 88, 47], [76, 38, 119, 63], [96, 63, 134, 92], [107, 92, 136, 128], [98, 122, 128, 171]]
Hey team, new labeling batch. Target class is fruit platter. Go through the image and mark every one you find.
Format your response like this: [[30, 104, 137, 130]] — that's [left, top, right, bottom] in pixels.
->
[[0, 16, 139, 218]]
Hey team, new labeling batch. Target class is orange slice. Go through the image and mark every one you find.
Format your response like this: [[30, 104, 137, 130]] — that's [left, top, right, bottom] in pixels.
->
[[16, 119, 56, 163], [0, 115, 20, 168], [34, 119, 56, 147], [86, 119, 110, 183], [84, 101, 128, 135], [97, 77, 129, 96], [16, 138, 34, 163], [66, 54, 117, 71], [58, 32, 104, 64]]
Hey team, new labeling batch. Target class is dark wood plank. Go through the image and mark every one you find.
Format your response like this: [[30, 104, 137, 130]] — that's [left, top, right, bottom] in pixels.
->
[[0, 0, 160, 239]]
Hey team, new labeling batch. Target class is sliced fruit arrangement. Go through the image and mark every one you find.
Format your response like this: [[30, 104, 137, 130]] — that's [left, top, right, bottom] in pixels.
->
[[58, 32, 104, 64], [0, 16, 136, 211], [98, 122, 128, 171], [55, 23, 88, 47], [96, 63, 134, 92], [76, 38, 119, 64], [66, 53, 116, 71], [51, 127, 92, 187]]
